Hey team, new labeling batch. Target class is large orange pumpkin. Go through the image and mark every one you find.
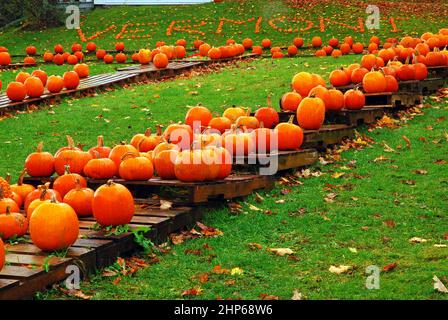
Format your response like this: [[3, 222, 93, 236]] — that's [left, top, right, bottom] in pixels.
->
[[16, 72, 31, 84], [74, 63, 89, 78], [53, 165, 87, 198], [24, 183, 62, 212], [291, 72, 316, 97], [296, 97, 326, 130], [326, 89, 345, 111], [25, 142, 55, 177], [199, 43, 212, 56], [119, 153, 154, 180], [6, 82, 27, 102], [92, 181, 135, 226], [344, 89, 365, 110], [0, 52, 11, 65], [30, 198, 79, 251], [174, 149, 207, 182], [254, 96, 280, 129], [275, 116, 303, 150], [185, 106, 213, 129], [154, 149, 179, 180], [329, 69, 349, 87], [109, 143, 139, 168], [153, 53, 169, 68], [163, 123, 194, 150], [311, 36, 322, 47], [84, 157, 117, 180], [209, 117, 232, 134], [223, 106, 246, 123], [31, 70, 48, 86], [24, 76, 44, 98], [0, 186, 19, 214], [54, 136, 92, 176], [63, 180, 94, 217], [362, 71, 387, 93], [63, 71, 80, 90], [46, 75, 64, 93], [308, 86, 331, 108], [131, 126, 163, 152]]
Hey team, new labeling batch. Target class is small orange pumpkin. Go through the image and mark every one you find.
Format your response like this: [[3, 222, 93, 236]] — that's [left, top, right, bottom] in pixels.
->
[[63, 179, 94, 217], [0, 207, 28, 240], [296, 97, 326, 130]]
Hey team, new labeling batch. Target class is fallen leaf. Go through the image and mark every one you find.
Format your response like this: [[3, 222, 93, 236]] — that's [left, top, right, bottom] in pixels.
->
[[382, 263, 397, 272], [349, 247, 358, 253], [112, 276, 122, 285], [248, 204, 263, 211], [433, 276, 448, 293], [374, 155, 389, 162], [230, 267, 244, 275], [259, 293, 279, 300], [211, 265, 230, 274], [414, 169, 428, 175], [160, 200, 172, 210], [182, 287, 203, 297], [331, 172, 345, 179], [402, 135, 411, 148], [198, 273, 209, 284], [248, 242, 263, 250], [291, 290, 302, 300], [58, 286, 92, 300], [402, 180, 416, 185], [225, 279, 236, 286], [254, 192, 264, 203], [383, 219, 396, 228], [409, 237, 427, 243], [324, 192, 338, 203], [267, 248, 294, 256], [329, 265, 352, 275]]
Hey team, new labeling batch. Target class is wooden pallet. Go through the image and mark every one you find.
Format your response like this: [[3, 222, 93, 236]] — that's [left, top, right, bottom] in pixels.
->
[[0, 206, 199, 300], [325, 107, 385, 126], [303, 124, 355, 148], [0, 63, 36, 70], [427, 66, 448, 79], [364, 91, 423, 108], [0, 72, 139, 113], [234, 149, 318, 173]]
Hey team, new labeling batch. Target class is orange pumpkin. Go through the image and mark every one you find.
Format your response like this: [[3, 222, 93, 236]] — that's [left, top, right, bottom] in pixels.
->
[[326, 89, 345, 111], [25, 142, 55, 177], [154, 149, 179, 180], [361, 54, 377, 70], [243, 38, 253, 49], [24, 183, 62, 212], [116, 53, 127, 63], [67, 54, 78, 65], [208, 47, 222, 59], [53, 53, 64, 65], [0, 186, 19, 214], [84, 157, 117, 180], [362, 71, 387, 93], [291, 72, 316, 97], [351, 67, 369, 84], [275, 116, 303, 150], [74, 63, 89, 78], [103, 54, 114, 64], [163, 123, 194, 150], [24, 76, 44, 98], [209, 117, 232, 134], [199, 43, 212, 56], [96, 49, 107, 60], [261, 39, 271, 48], [185, 106, 213, 129], [63, 180, 94, 217], [293, 37, 304, 48], [0, 207, 28, 240], [10, 169, 35, 201], [254, 96, 280, 129], [384, 75, 399, 92], [0, 52, 11, 65], [235, 109, 260, 131], [174, 149, 207, 182], [16, 72, 31, 84], [86, 42, 96, 52], [53, 165, 87, 198], [54, 136, 92, 176], [93, 181, 135, 226], [296, 97, 326, 130], [131, 126, 163, 152], [344, 89, 365, 110], [252, 46, 263, 55], [311, 36, 322, 47], [108, 143, 139, 168], [222, 126, 254, 157], [281, 92, 302, 112], [6, 82, 27, 102], [414, 63, 428, 81], [223, 106, 246, 123], [30, 197, 79, 251], [309, 86, 331, 108], [352, 42, 364, 54], [119, 153, 154, 180], [47, 75, 64, 93], [329, 69, 349, 87], [115, 42, 125, 51], [63, 71, 80, 90], [88, 135, 111, 158], [31, 70, 48, 86], [153, 53, 169, 68]]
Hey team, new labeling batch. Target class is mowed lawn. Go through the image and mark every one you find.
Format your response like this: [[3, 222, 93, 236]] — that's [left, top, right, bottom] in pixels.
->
[[0, 0, 447, 300]]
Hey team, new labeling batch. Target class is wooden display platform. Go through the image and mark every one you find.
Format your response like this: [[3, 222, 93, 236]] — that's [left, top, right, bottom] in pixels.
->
[[427, 66, 448, 79], [0, 62, 36, 70], [0, 206, 199, 300], [364, 91, 423, 108], [326, 107, 385, 126], [303, 124, 355, 148], [234, 149, 318, 173]]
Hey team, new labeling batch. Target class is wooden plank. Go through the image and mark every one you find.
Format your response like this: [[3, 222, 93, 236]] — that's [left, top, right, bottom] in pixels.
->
[[0, 265, 43, 279], [326, 108, 385, 126], [303, 124, 355, 148]]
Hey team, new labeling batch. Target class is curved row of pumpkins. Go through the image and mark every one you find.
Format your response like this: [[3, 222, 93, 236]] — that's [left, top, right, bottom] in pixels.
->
[[2, 64, 89, 102]]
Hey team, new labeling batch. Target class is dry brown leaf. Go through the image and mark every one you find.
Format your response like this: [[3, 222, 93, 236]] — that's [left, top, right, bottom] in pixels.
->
[[402, 135, 411, 148], [160, 200, 172, 210], [329, 265, 352, 274], [433, 276, 448, 293], [248, 242, 263, 250], [291, 290, 302, 300], [182, 287, 203, 297], [267, 248, 294, 256], [409, 237, 427, 243], [198, 272, 209, 284]]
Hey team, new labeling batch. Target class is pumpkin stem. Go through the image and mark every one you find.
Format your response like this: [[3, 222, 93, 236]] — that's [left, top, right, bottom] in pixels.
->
[[50, 194, 58, 204], [92, 150, 101, 159], [288, 115, 295, 124], [5, 173, 11, 184], [36, 142, 44, 153], [121, 152, 137, 161], [156, 124, 163, 136], [40, 187, 48, 201], [66, 135, 75, 149], [97, 135, 104, 148], [77, 142, 85, 151], [17, 168, 27, 186], [64, 165, 71, 175], [144, 128, 151, 137], [137, 139, 145, 152], [5, 206, 11, 215], [74, 178, 82, 190], [106, 180, 115, 187], [246, 108, 252, 116], [266, 95, 272, 109]]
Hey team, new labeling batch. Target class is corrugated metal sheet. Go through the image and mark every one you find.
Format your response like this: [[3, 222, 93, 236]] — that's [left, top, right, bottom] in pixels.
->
[[94, 0, 213, 5]]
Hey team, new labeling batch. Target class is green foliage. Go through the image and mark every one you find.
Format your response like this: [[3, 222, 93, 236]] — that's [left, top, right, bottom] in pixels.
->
[[131, 227, 154, 253], [22, 0, 63, 30], [0, 0, 24, 28]]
